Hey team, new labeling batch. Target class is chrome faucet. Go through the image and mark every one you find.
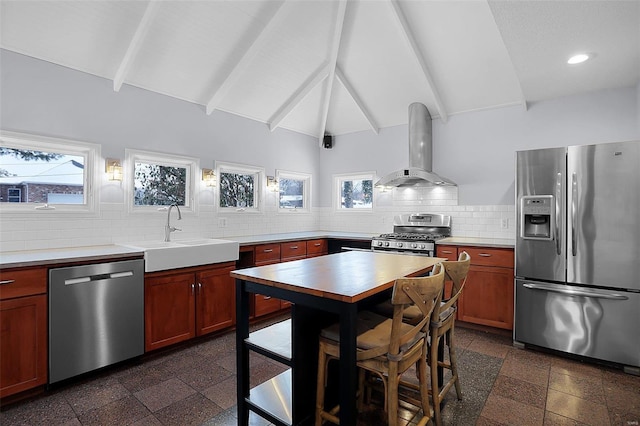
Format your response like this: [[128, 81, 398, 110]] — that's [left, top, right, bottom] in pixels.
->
[[164, 203, 182, 242]]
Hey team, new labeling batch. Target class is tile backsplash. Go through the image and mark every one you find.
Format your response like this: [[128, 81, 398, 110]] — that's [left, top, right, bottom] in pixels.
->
[[0, 187, 515, 252]]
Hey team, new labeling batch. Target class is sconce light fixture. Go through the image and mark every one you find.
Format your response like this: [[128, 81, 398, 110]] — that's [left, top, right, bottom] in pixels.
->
[[267, 176, 279, 192], [202, 168, 216, 187], [105, 158, 123, 181]]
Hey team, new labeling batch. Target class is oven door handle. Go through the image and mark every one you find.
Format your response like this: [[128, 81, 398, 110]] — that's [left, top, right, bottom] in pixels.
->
[[342, 247, 373, 252]]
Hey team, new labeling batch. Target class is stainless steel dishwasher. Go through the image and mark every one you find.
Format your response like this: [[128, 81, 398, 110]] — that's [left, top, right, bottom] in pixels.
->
[[49, 259, 144, 384]]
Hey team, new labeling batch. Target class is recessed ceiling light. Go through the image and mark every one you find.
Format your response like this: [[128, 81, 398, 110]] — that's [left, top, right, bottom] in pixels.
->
[[568, 54, 590, 65]]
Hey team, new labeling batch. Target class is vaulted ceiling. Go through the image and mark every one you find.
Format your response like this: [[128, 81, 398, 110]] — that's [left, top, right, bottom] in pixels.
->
[[1, 1, 638, 142]]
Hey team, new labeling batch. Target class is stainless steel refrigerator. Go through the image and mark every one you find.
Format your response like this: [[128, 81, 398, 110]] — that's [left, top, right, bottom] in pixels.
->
[[514, 140, 640, 374]]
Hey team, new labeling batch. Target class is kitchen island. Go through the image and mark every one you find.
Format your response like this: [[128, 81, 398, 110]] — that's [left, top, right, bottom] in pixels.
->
[[231, 250, 443, 426]]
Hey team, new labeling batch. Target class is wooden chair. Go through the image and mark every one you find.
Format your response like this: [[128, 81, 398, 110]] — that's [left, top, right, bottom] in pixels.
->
[[315, 267, 444, 426], [400, 251, 471, 426]]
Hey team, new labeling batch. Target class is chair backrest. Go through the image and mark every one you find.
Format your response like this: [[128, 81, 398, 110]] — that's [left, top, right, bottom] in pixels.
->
[[387, 267, 444, 357], [440, 251, 471, 313]]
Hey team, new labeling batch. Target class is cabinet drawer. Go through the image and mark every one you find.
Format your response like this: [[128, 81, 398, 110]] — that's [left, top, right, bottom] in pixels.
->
[[254, 294, 282, 317], [0, 268, 47, 300], [281, 241, 307, 260], [254, 244, 281, 263], [464, 247, 514, 268], [306, 239, 328, 256], [436, 246, 458, 261]]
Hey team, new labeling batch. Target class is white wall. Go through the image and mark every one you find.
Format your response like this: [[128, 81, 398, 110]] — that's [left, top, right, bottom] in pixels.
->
[[1, 49, 638, 250]]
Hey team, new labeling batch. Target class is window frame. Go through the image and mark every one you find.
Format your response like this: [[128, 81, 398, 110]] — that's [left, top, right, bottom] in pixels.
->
[[276, 169, 311, 214], [333, 171, 375, 212], [124, 149, 199, 215], [216, 161, 265, 214], [0, 130, 100, 216]]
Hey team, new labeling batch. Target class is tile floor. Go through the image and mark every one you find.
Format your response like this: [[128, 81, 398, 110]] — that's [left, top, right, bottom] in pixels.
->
[[1, 315, 639, 426]]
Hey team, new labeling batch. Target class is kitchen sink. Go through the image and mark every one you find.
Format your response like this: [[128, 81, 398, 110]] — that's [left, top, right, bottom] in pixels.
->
[[121, 238, 239, 272]]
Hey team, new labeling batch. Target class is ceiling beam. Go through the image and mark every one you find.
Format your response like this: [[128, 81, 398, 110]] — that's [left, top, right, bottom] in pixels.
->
[[113, 0, 159, 92], [335, 66, 379, 134], [269, 62, 330, 132], [205, 1, 290, 115], [388, 0, 448, 122], [317, 0, 348, 143]]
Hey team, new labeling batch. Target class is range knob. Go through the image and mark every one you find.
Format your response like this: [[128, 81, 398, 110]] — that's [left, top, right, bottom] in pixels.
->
[[419, 244, 425, 249], [411, 243, 418, 249], [377, 241, 383, 246], [384, 241, 390, 247], [397, 242, 404, 248]]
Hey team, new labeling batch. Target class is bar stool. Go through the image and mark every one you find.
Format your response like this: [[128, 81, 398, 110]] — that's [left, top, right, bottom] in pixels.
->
[[315, 267, 445, 426], [372, 251, 471, 426]]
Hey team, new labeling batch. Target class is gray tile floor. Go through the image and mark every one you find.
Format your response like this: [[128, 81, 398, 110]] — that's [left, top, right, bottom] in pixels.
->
[[1, 315, 639, 425]]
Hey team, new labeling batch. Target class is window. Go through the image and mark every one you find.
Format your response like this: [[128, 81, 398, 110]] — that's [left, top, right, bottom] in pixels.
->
[[125, 149, 198, 213], [0, 130, 99, 214], [276, 170, 310, 212], [217, 162, 264, 213], [334, 172, 374, 211]]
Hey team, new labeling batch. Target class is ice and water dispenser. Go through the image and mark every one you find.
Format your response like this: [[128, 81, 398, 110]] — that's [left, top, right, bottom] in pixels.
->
[[520, 195, 554, 240]]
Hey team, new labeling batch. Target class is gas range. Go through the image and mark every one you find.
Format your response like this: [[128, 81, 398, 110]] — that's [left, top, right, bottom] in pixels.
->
[[371, 213, 451, 256]]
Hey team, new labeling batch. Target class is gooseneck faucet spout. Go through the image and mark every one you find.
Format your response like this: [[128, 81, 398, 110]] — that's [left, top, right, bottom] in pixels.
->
[[164, 203, 182, 242]]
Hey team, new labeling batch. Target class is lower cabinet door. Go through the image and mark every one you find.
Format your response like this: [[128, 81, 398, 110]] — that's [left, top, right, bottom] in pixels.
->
[[145, 272, 196, 352], [0, 294, 47, 398], [458, 266, 514, 330], [196, 265, 235, 336]]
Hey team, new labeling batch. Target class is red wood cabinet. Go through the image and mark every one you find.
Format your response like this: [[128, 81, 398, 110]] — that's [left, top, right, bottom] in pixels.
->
[[197, 265, 236, 335], [436, 245, 515, 330], [0, 267, 48, 399], [144, 262, 236, 352], [248, 239, 329, 317]]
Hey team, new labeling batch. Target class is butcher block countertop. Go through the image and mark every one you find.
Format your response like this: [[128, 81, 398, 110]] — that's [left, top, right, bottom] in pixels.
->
[[231, 250, 444, 303]]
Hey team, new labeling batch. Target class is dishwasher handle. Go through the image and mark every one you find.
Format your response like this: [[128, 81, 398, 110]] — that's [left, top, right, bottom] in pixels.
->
[[64, 270, 134, 286]]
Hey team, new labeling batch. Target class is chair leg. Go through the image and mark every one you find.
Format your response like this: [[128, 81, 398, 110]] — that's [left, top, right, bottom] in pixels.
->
[[387, 363, 399, 426], [417, 347, 432, 425], [430, 333, 443, 426], [315, 343, 327, 426], [447, 327, 462, 400]]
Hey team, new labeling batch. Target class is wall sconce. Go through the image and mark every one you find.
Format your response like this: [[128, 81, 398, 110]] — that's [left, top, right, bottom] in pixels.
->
[[105, 158, 123, 181], [267, 176, 279, 192], [202, 168, 216, 187]]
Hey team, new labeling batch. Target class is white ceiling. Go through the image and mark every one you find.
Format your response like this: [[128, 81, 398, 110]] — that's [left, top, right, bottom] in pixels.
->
[[1, 1, 638, 141]]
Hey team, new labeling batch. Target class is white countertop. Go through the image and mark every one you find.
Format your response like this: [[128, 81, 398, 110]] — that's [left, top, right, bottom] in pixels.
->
[[1, 233, 513, 269], [0, 245, 144, 269], [436, 236, 515, 248], [227, 231, 376, 245]]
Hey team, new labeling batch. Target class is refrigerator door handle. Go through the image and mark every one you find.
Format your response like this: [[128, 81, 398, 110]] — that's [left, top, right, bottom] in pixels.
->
[[522, 283, 629, 300], [571, 172, 577, 256], [555, 172, 562, 255]]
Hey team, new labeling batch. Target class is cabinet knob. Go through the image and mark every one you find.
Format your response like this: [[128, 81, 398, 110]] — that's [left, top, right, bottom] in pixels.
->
[[0, 279, 16, 285], [478, 253, 492, 257], [290, 246, 298, 249], [263, 249, 273, 253]]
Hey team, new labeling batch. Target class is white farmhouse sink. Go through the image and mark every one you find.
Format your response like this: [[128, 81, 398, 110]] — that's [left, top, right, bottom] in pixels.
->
[[121, 238, 239, 272]]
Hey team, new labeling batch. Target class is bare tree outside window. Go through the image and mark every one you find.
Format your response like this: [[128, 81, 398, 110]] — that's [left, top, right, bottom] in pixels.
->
[[279, 177, 304, 209], [220, 172, 255, 208], [341, 178, 372, 209], [134, 162, 186, 206]]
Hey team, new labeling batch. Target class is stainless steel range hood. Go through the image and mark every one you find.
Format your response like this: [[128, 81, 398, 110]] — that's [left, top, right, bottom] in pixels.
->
[[375, 103, 456, 187]]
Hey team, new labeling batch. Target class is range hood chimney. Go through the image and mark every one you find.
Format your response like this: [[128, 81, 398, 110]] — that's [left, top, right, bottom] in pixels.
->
[[375, 103, 456, 188]]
